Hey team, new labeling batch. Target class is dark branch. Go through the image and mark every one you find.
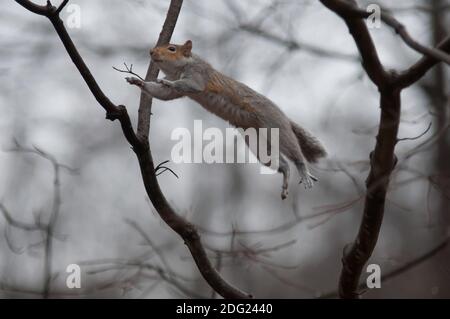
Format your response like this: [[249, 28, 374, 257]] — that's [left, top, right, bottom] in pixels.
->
[[155, 160, 179, 179], [15, 0, 49, 15], [380, 12, 450, 66], [320, 0, 390, 88], [320, 0, 450, 66], [319, 0, 450, 299], [397, 122, 432, 142], [319, 0, 403, 299], [15, 0, 141, 149], [395, 36, 450, 88], [113, 62, 145, 81], [54, 0, 69, 16], [135, 0, 184, 140], [132, 0, 251, 299], [0, 203, 46, 231], [238, 24, 358, 62], [320, 236, 449, 298], [15, 0, 251, 299]]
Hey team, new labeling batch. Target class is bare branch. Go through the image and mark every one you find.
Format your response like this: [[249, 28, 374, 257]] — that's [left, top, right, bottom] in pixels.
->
[[135, 0, 184, 140], [380, 13, 450, 65], [319, 0, 401, 299], [0, 203, 46, 231], [318, 0, 449, 299], [154, 160, 179, 178], [238, 24, 358, 62], [113, 63, 145, 81], [320, 0, 390, 88], [319, 236, 449, 298], [0, 141, 72, 297], [397, 122, 432, 142], [15, 1, 141, 149], [15, 0, 49, 15], [320, 0, 450, 66], [83, 259, 205, 299], [15, 0, 251, 299], [396, 36, 450, 88], [130, 1, 252, 299], [54, 0, 69, 16]]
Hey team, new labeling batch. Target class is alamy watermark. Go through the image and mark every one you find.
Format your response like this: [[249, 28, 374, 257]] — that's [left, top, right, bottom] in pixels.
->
[[170, 120, 280, 174], [366, 4, 381, 29], [62, 3, 81, 29], [366, 263, 381, 289], [66, 263, 81, 289]]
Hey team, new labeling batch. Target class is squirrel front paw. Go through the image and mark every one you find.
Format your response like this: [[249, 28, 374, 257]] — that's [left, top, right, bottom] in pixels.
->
[[126, 77, 144, 87]]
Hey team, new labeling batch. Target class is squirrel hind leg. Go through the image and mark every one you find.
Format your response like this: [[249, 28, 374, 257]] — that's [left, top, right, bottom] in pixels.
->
[[278, 129, 317, 189], [295, 161, 317, 189], [243, 133, 290, 199], [278, 155, 290, 200]]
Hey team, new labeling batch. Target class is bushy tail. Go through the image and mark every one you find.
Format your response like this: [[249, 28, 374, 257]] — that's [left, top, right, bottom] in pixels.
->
[[290, 121, 327, 163]]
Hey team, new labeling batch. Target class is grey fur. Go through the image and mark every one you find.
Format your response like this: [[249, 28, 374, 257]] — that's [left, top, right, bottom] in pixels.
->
[[126, 46, 326, 199]]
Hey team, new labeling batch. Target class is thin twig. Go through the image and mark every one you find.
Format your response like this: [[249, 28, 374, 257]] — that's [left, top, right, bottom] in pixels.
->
[[112, 62, 145, 81], [155, 160, 179, 178], [397, 122, 432, 142]]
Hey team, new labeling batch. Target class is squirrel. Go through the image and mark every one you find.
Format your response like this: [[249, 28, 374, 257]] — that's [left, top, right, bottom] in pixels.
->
[[125, 40, 326, 199]]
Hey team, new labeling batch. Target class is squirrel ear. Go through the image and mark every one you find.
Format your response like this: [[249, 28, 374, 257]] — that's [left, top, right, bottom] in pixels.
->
[[182, 40, 192, 57]]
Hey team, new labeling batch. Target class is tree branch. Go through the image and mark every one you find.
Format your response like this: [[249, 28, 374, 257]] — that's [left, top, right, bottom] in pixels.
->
[[15, 0, 251, 299], [339, 88, 401, 298], [113, 63, 145, 81], [136, 0, 184, 140], [238, 24, 358, 62], [320, 0, 390, 88], [321, 0, 450, 65], [0, 203, 46, 231], [379, 13, 450, 66], [320, 236, 449, 298], [318, 0, 404, 299], [395, 36, 450, 88], [320, 0, 450, 300]]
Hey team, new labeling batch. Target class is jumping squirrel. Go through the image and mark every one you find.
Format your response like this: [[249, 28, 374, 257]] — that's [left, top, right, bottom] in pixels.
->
[[125, 40, 326, 199]]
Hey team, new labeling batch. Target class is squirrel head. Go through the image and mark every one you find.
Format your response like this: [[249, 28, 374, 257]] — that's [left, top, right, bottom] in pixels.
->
[[150, 40, 193, 73]]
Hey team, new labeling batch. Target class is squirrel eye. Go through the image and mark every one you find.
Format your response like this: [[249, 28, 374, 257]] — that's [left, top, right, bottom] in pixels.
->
[[168, 46, 176, 52]]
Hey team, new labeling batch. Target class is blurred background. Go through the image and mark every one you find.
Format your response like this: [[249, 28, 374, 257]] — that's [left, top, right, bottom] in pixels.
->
[[0, 0, 449, 298]]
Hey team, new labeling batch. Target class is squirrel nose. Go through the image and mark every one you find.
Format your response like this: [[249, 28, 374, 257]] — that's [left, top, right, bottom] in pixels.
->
[[150, 49, 155, 56]]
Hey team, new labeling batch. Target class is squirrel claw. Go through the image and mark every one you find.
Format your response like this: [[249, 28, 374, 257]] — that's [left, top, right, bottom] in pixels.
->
[[281, 188, 288, 200], [299, 174, 316, 189]]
